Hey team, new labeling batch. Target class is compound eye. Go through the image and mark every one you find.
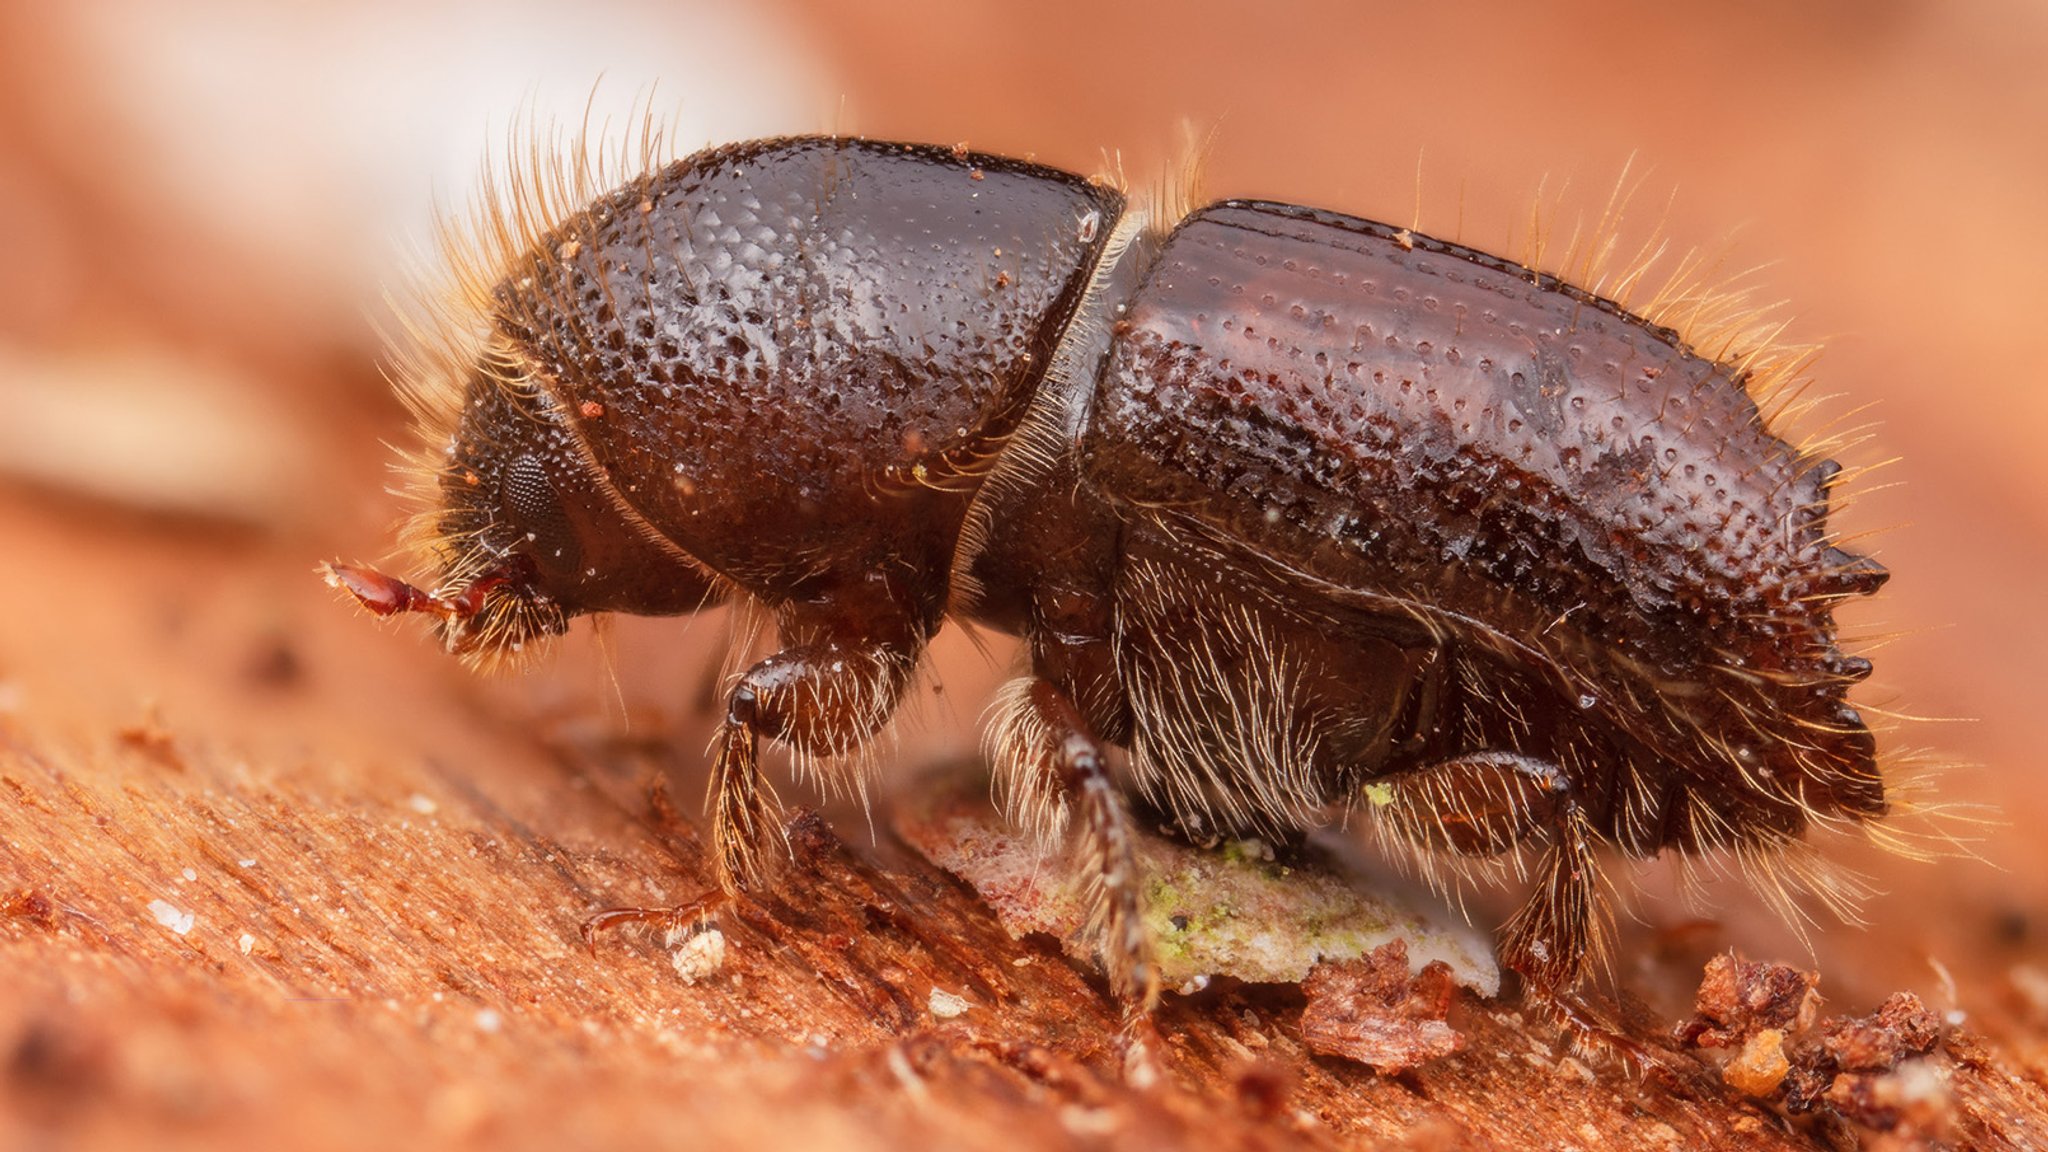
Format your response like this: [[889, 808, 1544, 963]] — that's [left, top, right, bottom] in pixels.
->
[[502, 453, 582, 572]]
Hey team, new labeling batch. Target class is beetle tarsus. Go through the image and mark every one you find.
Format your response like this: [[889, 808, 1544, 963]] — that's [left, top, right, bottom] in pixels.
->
[[1498, 800, 1601, 993], [710, 712, 781, 895], [1523, 985, 1679, 1076], [1079, 764, 1158, 1013], [991, 676, 1159, 1013], [580, 891, 730, 954]]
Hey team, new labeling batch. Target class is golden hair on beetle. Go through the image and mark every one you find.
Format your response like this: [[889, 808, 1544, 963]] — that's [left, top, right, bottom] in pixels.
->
[[328, 104, 1966, 1019]]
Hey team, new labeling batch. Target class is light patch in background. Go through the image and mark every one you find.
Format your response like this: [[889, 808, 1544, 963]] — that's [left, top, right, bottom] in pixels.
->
[[0, 345, 306, 525], [0, 2, 834, 526], [56, 0, 835, 319]]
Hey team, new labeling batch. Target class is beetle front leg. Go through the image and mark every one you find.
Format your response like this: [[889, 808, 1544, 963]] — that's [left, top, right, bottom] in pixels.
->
[[987, 675, 1158, 1013], [1368, 751, 1603, 993], [711, 640, 916, 894]]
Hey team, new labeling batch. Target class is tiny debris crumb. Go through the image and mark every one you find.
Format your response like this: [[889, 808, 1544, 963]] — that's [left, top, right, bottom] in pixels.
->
[[1722, 1027, 1792, 1096], [669, 928, 727, 985], [1675, 951, 1820, 1049], [475, 1009, 502, 1033], [180, 867, 197, 882], [1677, 952, 1959, 1137], [1299, 940, 1463, 1072], [1228, 837, 1276, 863], [4, 889, 56, 930], [1829, 1055, 1951, 1133], [238, 932, 255, 955], [927, 987, 971, 1019], [118, 712, 184, 771], [147, 899, 194, 936], [407, 794, 438, 815]]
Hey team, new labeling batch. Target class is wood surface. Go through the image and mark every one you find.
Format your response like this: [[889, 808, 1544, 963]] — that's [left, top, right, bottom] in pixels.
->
[[0, 510, 2035, 1150]]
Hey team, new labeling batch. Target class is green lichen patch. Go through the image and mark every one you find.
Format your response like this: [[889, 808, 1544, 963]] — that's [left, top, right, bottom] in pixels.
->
[[895, 772, 1498, 997]]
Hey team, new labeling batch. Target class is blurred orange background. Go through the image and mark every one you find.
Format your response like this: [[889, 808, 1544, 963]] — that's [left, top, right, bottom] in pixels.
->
[[0, 0, 2042, 1014]]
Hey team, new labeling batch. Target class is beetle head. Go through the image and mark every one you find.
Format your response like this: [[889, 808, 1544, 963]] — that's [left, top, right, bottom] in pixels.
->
[[330, 349, 722, 669]]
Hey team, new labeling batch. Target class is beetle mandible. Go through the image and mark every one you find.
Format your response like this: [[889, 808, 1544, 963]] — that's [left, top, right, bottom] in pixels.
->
[[328, 134, 1892, 1010]]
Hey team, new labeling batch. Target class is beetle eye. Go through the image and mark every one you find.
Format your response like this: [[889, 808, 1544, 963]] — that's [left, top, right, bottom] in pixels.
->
[[502, 453, 581, 570]]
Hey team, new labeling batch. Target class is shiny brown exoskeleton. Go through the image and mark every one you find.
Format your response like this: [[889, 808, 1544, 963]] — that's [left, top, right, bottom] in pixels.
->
[[328, 135, 1890, 1010]]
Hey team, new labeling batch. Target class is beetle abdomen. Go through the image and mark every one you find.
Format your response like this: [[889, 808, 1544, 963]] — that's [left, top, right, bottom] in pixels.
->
[[1084, 200, 1885, 852]]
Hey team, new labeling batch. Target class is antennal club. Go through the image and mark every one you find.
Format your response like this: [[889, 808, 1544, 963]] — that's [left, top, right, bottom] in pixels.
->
[[321, 561, 488, 621]]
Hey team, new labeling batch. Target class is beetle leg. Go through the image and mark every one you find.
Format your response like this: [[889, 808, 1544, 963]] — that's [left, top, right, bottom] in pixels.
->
[[1370, 751, 1602, 993], [987, 675, 1158, 1013], [710, 640, 916, 895], [1500, 794, 1600, 995]]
